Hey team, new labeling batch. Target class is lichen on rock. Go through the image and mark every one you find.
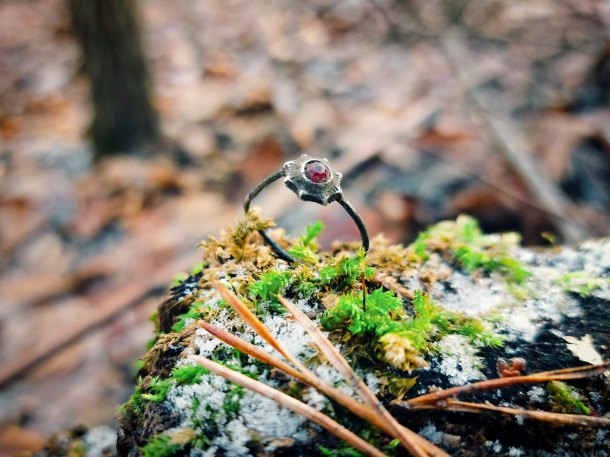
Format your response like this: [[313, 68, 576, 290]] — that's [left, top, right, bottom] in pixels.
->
[[117, 211, 610, 457]]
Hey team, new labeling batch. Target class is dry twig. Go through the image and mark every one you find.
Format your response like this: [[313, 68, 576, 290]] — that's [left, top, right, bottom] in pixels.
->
[[400, 362, 610, 407], [411, 399, 610, 428]]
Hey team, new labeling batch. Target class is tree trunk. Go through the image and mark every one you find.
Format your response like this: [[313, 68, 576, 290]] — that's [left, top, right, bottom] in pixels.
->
[[68, 0, 160, 156]]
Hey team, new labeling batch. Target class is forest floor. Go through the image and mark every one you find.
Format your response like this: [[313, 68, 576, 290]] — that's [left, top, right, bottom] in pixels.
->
[[1, 0, 610, 455]]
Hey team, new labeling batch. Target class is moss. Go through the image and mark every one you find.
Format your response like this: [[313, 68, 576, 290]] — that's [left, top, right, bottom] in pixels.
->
[[118, 385, 145, 417], [172, 365, 209, 385], [140, 433, 183, 457], [223, 385, 245, 420], [248, 269, 293, 313], [142, 377, 173, 403], [171, 306, 206, 333], [376, 373, 417, 400], [319, 445, 365, 457], [287, 221, 324, 264], [190, 262, 207, 275], [410, 215, 531, 284], [555, 271, 610, 297], [547, 381, 591, 415], [321, 290, 502, 372], [172, 272, 189, 287], [171, 300, 229, 333], [319, 251, 375, 291]]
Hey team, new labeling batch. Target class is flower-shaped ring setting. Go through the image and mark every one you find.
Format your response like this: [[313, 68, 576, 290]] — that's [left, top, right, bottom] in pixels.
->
[[244, 154, 370, 262]]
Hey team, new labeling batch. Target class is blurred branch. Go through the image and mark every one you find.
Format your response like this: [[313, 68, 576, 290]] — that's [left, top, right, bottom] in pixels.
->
[[440, 30, 589, 243], [0, 252, 199, 389]]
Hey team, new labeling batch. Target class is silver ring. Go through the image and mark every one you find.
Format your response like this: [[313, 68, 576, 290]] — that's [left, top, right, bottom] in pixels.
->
[[244, 154, 370, 262]]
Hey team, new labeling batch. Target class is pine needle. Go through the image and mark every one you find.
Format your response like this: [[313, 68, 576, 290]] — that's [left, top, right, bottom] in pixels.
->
[[277, 294, 429, 457], [192, 356, 387, 456], [401, 362, 610, 407], [198, 320, 448, 457], [411, 399, 610, 427], [215, 282, 288, 358]]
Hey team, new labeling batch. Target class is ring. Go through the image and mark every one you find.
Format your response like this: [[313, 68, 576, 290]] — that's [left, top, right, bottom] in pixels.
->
[[244, 154, 370, 262]]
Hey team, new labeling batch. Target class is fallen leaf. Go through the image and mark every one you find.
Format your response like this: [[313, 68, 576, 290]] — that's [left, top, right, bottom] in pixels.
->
[[563, 334, 605, 367]]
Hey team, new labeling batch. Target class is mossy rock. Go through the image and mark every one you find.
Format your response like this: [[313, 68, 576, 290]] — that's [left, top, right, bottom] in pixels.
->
[[117, 212, 610, 457]]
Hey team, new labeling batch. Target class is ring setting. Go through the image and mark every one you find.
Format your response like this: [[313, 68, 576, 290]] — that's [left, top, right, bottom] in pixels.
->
[[283, 156, 342, 205], [245, 154, 369, 262]]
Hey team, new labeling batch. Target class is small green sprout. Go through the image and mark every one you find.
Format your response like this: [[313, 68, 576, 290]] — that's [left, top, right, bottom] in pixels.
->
[[301, 220, 325, 246], [288, 221, 324, 264]]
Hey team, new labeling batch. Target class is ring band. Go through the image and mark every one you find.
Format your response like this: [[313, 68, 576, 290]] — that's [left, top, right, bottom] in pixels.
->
[[244, 154, 370, 262]]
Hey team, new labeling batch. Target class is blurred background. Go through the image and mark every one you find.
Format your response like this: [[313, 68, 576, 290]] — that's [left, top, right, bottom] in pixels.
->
[[1, 0, 610, 454]]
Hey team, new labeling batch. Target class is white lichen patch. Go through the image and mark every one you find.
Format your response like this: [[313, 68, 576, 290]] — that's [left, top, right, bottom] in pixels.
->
[[507, 447, 525, 457], [83, 425, 117, 457], [163, 368, 311, 457], [429, 270, 508, 317], [240, 391, 308, 440], [302, 386, 328, 411], [313, 363, 357, 398], [527, 386, 547, 404], [364, 372, 381, 395], [486, 439, 503, 453], [418, 423, 444, 445], [254, 315, 316, 360], [433, 334, 485, 385], [415, 238, 610, 345], [158, 293, 326, 456]]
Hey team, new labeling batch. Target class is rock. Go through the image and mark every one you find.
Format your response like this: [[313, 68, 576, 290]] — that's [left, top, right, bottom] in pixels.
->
[[117, 212, 610, 457]]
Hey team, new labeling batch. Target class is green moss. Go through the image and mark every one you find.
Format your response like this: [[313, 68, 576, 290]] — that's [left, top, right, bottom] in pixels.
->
[[547, 381, 591, 415], [555, 271, 610, 297], [287, 221, 325, 264], [223, 385, 245, 420], [172, 365, 209, 385], [140, 433, 183, 457], [319, 251, 375, 290], [132, 359, 145, 374], [172, 301, 226, 333], [320, 288, 404, 337], [172, 306, 205, 332], [118, 385, 146, 417], [190, 262, 207, 275], [142, 377, 173, 403], [248, 269, 292, 313], [172, 272, 189, 287], [409, 215, 531, 284], [319, 445, 364, 457], [321, 290, 502, 371]]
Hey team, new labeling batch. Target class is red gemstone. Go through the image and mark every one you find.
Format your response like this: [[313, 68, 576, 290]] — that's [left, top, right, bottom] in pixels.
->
[[304, 160, 331, 183]]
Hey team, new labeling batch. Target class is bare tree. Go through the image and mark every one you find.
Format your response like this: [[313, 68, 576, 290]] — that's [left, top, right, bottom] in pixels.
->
[[68, 0, 160, 156]]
